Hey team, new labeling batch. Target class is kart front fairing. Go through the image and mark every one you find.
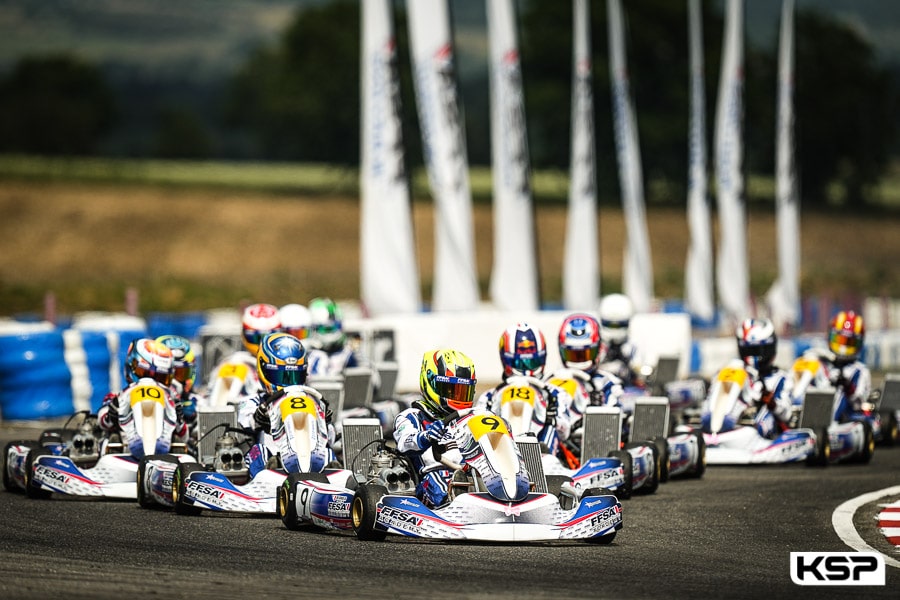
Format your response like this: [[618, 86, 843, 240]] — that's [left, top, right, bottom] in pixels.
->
[[176, 468, 287, 513], [30, 453, 141, 498], [373, 490, 623, 542], [703, 426, 817, 465]]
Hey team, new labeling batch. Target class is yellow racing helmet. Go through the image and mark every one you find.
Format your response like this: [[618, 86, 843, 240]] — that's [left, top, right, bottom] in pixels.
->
[[418, 349, 477, 419]]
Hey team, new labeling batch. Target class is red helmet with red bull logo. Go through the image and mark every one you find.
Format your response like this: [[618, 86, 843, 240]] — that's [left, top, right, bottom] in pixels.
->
[[499, 322, 547, 379]]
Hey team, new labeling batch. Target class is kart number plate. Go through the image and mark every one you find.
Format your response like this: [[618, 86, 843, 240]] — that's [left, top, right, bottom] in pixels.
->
[[129, 384, 166, 407], [280, 394, 317, 420], [467, 415, 509, 439], [500, 385, 536, 407]]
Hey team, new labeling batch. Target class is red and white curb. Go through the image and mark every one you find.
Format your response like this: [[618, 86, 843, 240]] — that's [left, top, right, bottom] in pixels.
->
[[877, 500, 900, 549], [832, 485, 900, 569]]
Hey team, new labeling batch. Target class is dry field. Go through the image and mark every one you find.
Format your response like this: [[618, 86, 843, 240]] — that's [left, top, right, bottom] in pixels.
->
[[1, 179, 898, 317]]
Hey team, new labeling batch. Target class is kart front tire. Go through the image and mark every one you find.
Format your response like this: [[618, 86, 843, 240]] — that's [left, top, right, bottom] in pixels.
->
[[24, 449, 52, 500], [626, 442, 661, 495], [3, 440, 39, 493], [172, 463, 203, 516], [137, 454, 178, 510], [278, 472, 329, 531], [690, 430, 706, 479], [651, 436, 670, 483], [608, 450, 633, 500], [855, 420, 875, 464], [352, 484, 388, 541], [879, 411, 899, 447], [581, 487, 617, 545], [805, 428, 830, 467]]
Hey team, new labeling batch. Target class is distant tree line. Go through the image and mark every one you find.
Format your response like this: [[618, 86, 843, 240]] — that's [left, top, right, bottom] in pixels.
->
[[0, 0, 896, 209]]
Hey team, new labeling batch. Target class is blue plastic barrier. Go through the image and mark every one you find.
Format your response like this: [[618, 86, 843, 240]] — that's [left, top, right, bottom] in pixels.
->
[[80, 331, 112, 412], [0, 331, 74, 420]]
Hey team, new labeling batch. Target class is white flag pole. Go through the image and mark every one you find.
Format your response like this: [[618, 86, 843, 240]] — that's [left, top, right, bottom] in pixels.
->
[[563, 0, 600, 311], [684, 0, 716, 322], [406, 0, 480, 312], [714, 0, 750, 325], [607, 0, 654, 313], [766, 0, 800, 330], [360, 0, 422, 316], [487, 0, 540, 311]]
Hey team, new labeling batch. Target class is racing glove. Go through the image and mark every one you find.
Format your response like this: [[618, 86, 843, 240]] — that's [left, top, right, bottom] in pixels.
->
[[253, 402, 271, 432], [416, 420, 445, 450]]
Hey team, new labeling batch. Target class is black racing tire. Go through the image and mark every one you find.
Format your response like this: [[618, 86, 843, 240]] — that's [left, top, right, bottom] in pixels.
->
[[278, 472, 329, 531], [351, 484, 388, 541], [24, 449, 53, 500], [607, 450, 633, 500], [856, 420, 875, 464], [545, 474, 574, 499], [690, 430, 706, 479], [137, 454, 179, 510], [806, 428, 830, 467], [879, 411, 899, 447], [3, 440, 40, 493], [581, 487, 618, 545], [651, 436, 670, 483], [626, 442, 661, 495], [172, 463, 203, 516]]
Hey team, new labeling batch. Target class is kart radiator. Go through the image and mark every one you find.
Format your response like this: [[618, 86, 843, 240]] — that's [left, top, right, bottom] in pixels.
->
[[650, 356, 680, 396], [343, 367, 374, 409], [881, 374, 900, 412], [799, 389, 836, 431], [581, 406, 622, 461], [196, 408, 238, 465], [516, 437, 548, 494], [630, 397, 671, 441], [341, 417, 383, 475]]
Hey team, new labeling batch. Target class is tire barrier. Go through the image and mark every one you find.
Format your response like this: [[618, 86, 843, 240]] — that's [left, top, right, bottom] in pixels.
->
[[0, 330, 73, 421]]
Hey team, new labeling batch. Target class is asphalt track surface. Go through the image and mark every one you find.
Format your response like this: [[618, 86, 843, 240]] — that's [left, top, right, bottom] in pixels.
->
[[1, 421, 898, 600]]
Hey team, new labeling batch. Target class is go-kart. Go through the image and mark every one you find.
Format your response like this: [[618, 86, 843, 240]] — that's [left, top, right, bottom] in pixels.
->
[[9, 379, 192, 499], [693, 362, 872, 465], [279, 407, 624, 543], [531, 372, 667, 494], [791, 354, 898, 447], [154, 385, 343, 515], [3, 411, 104, 496]]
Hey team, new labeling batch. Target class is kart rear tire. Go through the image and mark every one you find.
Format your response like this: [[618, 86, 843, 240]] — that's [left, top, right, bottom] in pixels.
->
[[626, 442, 661, 495], [581, 487, 617, 545], [855, 420, 875, 464], [3, 440, 39, 493], [805, 428, 830, 467], [689, 430, 706, 479], [608, 450, 633, 500], [172, 463, 203, 516], [137, 454, 178, 510], [352, 484, 388, 541], [651, 436, 670, 483], [879, 411, 899, 447], [24, 449, 52, 499]]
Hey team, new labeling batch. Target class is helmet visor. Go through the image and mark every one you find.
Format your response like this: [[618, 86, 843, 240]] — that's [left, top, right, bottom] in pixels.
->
[[133, 364, 172, 386], [263, 364, 306, 389], [560, 346, 598, 366], [433, 375, 476, 410], [172, 364, 195, 385], [830, 331, 861, 355]]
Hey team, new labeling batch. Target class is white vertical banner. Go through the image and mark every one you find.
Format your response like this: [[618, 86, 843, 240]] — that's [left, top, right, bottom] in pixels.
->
[[714, 0, 750, 323], [487, 0, 540, 311], [360, 0, 422, 316], [563, 0, 600, 311], [607, 0, 654, 313], [406, 0, 480, 312], [766, 0, 800, 329], [684, 0, 716, 322]]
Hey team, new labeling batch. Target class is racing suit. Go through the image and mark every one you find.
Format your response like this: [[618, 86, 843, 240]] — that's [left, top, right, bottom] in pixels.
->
[[98, 377, 188, 456], [475, 375, 572, 456], [701, 362, 794, 439], [238, 385, 336, 477], [813, 350, 872, 423], [393, 403, 457, 509], [597, 340, 642, 387]]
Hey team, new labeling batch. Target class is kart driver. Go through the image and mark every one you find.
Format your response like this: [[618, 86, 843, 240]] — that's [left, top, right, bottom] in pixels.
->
[[475, 322, 572, 456], [238, 332, 336, 477], [156, 334, 200, 440], [809, 310, 872, 423], [703, 318, 794, 438], [393, 349, 477, 510]]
